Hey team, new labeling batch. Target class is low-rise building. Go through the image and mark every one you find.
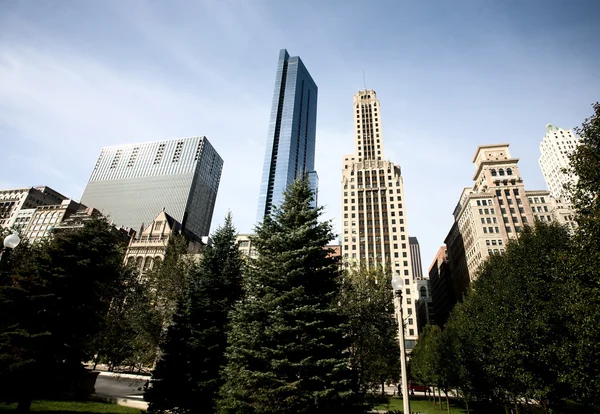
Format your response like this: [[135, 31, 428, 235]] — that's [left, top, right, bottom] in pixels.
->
[[125, 210, 205, 275], [237, 234, 258, 259], [0, 186, 67, 230]]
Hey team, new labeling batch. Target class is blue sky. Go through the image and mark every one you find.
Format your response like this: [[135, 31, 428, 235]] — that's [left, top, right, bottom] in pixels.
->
[[1, 0, 599, 268]]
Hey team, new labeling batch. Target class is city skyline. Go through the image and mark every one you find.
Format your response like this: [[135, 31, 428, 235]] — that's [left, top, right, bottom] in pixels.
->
[[1, 1, 599, 262]]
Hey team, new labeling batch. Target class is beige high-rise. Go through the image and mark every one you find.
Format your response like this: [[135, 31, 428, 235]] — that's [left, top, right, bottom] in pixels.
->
[[341, 90, 418, 346], [445, 143, 575, 298]]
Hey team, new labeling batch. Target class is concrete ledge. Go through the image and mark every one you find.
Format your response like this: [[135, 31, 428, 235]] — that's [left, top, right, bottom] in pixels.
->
[[90, 393, 148, 411], [97, 371, 151, 380]]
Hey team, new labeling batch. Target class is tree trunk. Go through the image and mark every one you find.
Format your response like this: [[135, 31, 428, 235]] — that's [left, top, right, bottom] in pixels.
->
[[16, 398, 32, 413], [513, 395, 519, 414], [465, 400, 470, 414], [504, 404, 509, 414], [445, 390, 450, 414], [541, 399, 549, 414], [381, 381, 385, 397]]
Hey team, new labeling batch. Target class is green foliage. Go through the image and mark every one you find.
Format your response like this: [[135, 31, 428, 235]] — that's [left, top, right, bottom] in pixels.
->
[[146, 213, 245, 414], [339, 266, 400, 397], [0, 238, 48, 404], [0, 217, 130, 405], [217, 178, 361, 414], [564, 102, 600, 404], [413, 222, 573, 410], [92, 266, 162, 371], [145, 234, 193, 327]]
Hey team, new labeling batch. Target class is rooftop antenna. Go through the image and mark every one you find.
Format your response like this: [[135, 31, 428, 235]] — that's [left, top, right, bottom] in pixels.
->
[[362, 69, 367, 91]]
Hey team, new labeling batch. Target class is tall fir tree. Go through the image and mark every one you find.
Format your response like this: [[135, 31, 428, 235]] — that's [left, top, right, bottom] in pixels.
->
[[217, 179, 360, 414], [146, 213, 244, 414]]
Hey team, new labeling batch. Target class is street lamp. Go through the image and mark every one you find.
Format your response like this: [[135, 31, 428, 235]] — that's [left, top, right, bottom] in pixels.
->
[[392, 273, 411, 414], [0, 232, 21, 262]]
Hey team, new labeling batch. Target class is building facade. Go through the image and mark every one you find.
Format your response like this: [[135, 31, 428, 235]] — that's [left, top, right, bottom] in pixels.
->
[[341, 89, 418, 348], [0, 186, 67, 230], [22, 199, 85, 243], [409, 236, 424, 280], [428, 246, 456, 328], [81, 136, 223, 240], [539, 124, 579, 204], [444, 143, 577, 298], [415, 279, 433, 333], [125, 210, 204, 275], [257, 49, 319, 221], [236, 234, 258, 259]]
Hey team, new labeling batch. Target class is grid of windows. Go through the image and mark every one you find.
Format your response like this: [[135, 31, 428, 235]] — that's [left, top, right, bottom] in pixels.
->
[[82, 136, 222, 239]]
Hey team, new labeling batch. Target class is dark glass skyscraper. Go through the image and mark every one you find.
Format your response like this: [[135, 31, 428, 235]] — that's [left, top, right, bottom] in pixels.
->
[[257, 49, 318, 221]]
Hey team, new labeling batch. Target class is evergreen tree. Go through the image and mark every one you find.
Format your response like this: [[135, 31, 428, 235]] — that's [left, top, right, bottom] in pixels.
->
[[217, 179, 360, 414], [146, 213, 244, 414], [0, 237, 49, 412], [0, 218, 129, 411]]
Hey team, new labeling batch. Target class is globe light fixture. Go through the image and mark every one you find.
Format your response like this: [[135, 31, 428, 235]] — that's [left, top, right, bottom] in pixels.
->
[[391, 273, 403, 292], [3, 233, 21, 249], [0, 232, 21, 263]]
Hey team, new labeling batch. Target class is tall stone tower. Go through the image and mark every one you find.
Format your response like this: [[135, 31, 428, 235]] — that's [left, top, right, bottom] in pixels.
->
[[341, 90, 418, 348]]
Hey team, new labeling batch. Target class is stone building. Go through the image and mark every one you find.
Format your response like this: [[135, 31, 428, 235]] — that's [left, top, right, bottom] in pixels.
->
[[341, 90, 418, 348], [124, 210, 204, 275]]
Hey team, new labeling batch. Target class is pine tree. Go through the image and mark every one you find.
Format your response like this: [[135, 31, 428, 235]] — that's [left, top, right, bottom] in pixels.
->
[[217, 179, 360, 414], [146, 213, 244, 414]]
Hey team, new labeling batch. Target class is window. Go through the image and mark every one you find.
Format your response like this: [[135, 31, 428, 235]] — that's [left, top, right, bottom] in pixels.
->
[[409, 329, 415, 336], [408, 318, 414, 325]]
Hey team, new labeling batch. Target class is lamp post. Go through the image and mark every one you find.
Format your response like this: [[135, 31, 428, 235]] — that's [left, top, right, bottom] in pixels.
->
[[391, 273, 410, 414], [0, 232, 21, 263]]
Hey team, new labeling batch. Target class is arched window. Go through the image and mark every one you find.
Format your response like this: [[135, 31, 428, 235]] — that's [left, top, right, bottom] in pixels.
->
[[499, 168, 505, 176], [143, 257, 153, 271], [420, 286, 427, 298], [490, 169, 497, 176], [136, 256, 143, 269], [126, 256, 134, 266], [506, 168, 513, 176], [154, 257, 162, 268]]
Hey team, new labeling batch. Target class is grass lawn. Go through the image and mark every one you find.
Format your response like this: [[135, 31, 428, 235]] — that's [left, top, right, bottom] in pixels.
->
[[0, 400, 143, 414], [375, 396, 504, 413], [375, 396, 600, 413]]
